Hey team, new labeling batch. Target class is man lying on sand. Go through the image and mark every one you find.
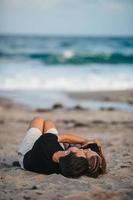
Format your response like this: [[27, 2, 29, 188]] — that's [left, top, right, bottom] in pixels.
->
[[18, 117, 106, 178]]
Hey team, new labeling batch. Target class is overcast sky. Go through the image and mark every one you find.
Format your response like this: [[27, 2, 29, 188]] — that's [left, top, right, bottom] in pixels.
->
[[0, 0, 133, 36]]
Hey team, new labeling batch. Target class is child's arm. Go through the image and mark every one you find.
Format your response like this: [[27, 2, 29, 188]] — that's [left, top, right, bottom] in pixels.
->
[[81, 139, 106, 165]]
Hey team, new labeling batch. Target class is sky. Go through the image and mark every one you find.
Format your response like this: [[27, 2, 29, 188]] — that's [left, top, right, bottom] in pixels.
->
[[0, 0, 133, 36]]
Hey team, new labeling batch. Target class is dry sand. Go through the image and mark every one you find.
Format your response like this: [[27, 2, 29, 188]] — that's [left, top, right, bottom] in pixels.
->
[[0, 90, 133, 200]]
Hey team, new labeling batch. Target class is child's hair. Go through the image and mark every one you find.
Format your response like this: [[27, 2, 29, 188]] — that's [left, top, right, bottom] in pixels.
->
[[81, 143, 107, 178], [86, 154, 106, 178]]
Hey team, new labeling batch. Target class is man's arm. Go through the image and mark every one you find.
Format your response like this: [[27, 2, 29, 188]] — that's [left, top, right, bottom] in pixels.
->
[[58, 134, 102, 149], [57, 133, 89, 145]]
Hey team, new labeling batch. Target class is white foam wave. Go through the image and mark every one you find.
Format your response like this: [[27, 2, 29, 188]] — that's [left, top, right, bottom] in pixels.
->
[[63, 50, 74, 58], [0, 60, 133, 91]]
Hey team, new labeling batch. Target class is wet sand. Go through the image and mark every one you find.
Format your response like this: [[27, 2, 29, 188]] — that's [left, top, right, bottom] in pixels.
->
[[68, 90, 133, 103], [0, 90, 133, 200]]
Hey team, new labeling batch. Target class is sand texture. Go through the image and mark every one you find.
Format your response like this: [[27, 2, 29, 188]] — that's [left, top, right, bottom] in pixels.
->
[[0, 93, 133, 200]]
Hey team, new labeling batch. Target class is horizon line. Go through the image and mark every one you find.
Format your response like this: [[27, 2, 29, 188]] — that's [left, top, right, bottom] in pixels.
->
[[0, 33, 133, 38]]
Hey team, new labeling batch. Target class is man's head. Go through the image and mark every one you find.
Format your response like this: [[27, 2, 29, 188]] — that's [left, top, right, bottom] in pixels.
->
[[59, 151, 88, 178], [59, 147, 106, 178]]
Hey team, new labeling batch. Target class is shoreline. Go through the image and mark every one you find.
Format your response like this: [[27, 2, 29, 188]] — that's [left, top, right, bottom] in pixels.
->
[[67, 89, 133, 103], [0, 89, 133, 112]]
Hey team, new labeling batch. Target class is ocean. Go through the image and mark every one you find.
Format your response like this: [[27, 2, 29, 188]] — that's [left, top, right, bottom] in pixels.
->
[[0, 35, 133, 110]]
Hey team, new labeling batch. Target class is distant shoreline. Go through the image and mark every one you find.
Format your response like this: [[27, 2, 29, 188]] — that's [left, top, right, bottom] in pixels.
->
[[0, 89, 133, 112], [67, 89, 133, 103]]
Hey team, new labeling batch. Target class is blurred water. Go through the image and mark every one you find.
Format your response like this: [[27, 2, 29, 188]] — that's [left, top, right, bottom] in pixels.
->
[[0, 35, 133, 111]]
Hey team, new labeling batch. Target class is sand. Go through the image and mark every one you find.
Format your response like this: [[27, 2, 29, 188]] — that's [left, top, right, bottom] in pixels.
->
[[0, 90, 133, 200], [67, 90, 133, 103]]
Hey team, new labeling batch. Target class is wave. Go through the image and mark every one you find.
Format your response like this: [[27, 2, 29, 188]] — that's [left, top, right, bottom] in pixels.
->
[[0, 51, 133, 64], [0, 61, 133, 91], [0, 75, 133, 91]]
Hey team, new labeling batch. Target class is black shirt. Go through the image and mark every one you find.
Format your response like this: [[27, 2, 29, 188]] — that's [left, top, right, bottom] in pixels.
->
[[23, 133, 64, 174]]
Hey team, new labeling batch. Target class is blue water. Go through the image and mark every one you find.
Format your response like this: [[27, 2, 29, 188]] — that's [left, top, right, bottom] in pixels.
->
[[0, 35, 133, 110], [0, 35, 133, 64]]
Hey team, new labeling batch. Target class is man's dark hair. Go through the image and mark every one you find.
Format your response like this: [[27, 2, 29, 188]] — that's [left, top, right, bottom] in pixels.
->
[[59, 152, 88, 178]]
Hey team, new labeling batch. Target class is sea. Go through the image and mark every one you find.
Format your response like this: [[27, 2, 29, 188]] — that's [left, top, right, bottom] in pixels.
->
[[0, 35, 133, 111]]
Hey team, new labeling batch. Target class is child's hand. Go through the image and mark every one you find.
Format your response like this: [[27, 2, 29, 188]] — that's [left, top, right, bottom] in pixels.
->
[[81, 139, 101, 149]]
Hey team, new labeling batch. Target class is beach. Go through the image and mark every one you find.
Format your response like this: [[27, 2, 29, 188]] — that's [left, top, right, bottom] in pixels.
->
[[0, 1, 133, 199], [0, 90, 133, 200]]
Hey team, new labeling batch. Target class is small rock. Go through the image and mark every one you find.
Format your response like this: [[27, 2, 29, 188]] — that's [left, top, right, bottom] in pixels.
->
[[107, 107, 115, 111], [123, 153, 129, 156], [104, 97, 110, 101], [74, 122, 88, 127], [23, 196, 31, 200], [62, 119, 76, 124], [52, 103, 64, 109], [36, 192, 43, 195], [100, 107, 115, 111], [31, 185, 38, 190], [128, 99, 133, 104], [0, 120, 4, 124], [36, 108, 51, 112], [120, 165, 129, 168], [92, 120, 104, 124], [73, 105, 86, 110]]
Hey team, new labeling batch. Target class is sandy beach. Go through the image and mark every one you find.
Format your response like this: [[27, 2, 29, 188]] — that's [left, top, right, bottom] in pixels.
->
[[0, 90, 133, 200]]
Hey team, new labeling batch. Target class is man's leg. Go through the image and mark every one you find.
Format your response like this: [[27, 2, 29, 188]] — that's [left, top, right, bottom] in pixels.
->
[[18, 117, 44, 169], [29, 117, 44, 133], [43, 120, 57, 133], [43, 120, 65, 149]]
